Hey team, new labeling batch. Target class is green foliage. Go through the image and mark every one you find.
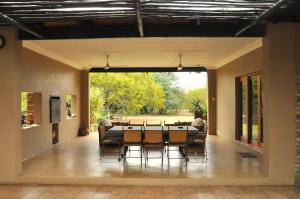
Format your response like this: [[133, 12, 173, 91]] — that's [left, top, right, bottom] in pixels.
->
[[89, 86, 104, 124], [66, 95, 72, 105], [21, 92, 28, 114], [90, 73, 165, 118], [89, 72, 208, 124], [153, 73, 184, 114], [66, 95, 72, 117], [191, 99, 203, 113], [184, 88, 208, 118]]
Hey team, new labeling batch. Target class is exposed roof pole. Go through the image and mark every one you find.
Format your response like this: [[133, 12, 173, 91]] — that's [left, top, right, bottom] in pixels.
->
[[134, 0, 144, 37], [235, 0, 289, 36], [0, 12, 44, 39]]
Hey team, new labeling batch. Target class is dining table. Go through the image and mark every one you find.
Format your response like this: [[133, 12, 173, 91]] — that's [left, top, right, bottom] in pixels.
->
[[106, 125, 201, 161]]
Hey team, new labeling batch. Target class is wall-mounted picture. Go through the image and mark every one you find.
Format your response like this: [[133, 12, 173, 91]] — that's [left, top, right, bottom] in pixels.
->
[[50, 96, 61, 123]]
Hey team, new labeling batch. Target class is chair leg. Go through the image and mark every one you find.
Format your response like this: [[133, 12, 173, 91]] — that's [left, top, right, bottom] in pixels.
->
[[161, 146, 164, 166], [123, 155, 126, 166], [146, 147, 148, 162], [144, 147, 147, 167], [140, 145, 143, 166], [118, 142, 122, 161], [204, 143, 208, 161], [167, 145, 170, 166], [185, 146, 189, 166], [100, 147, 103, 160]]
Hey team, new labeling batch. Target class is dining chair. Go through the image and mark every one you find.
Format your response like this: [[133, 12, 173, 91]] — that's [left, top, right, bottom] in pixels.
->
[[98, 125, 120, 159], [125, 124, 143, 153], [122, 127, 143, 165], [188, 124, 208, 161], [128, 122, 145, 126], [143, 128, 164, 166], [167, 126, 189, 166]]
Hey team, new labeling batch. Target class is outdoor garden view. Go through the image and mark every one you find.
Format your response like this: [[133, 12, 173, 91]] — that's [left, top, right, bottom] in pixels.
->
[[89, 72, 207, 128]]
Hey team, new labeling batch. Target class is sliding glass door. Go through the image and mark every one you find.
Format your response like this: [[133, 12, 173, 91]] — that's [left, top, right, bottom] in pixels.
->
[[236, 73, 263, 148]]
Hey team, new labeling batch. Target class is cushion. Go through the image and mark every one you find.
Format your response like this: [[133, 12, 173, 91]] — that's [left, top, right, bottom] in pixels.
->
[[99, 118, 112, 126], [191, 118, 205, 127], [193, 139, 205, 144], [102, 139, 112, 144]]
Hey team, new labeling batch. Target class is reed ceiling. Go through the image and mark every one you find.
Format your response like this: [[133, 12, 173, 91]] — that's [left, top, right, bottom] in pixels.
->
[[0, 0, 300, 39]]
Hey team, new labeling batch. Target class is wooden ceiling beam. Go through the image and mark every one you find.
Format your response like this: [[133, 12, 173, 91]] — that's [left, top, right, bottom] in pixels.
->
[[236, 0, 289, 36], [134, 0, 144, 37], [0, 12, 43, 39], [19, 23, 264, 40]]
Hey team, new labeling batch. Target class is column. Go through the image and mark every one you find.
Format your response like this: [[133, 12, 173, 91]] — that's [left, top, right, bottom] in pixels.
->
[[262, 23, 296, 184], [0, 27, 22, 182], [207, 70, 217, 135], [80, 70, 90, 130]]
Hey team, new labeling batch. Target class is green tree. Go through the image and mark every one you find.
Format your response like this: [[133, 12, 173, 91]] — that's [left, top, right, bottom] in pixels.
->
[[90, 73, 165, 117], [89, 86, 104, 124], [21, 92, 28, 114], [184, 88, 208, 119], [153, 73, 184, 114]]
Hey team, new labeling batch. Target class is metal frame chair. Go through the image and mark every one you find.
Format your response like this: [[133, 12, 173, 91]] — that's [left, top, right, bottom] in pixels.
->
[[122, 126, 143, 165], [167, 126, 189, 166], [188, 125, 208, 161], [145, 121, 163, 126], [163, 121, 177, 126], [143, 128, 164, 167]]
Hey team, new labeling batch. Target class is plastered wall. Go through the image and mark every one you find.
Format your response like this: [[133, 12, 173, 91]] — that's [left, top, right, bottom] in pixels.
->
[[20, 48, 81, 160], [0, 27, 22, 182], [216, 23, 298, 184], [216, 48, 263, 140], [262, 23, 296, 184]]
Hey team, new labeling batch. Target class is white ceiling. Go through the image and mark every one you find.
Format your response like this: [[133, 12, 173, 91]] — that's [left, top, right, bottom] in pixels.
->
[[23, 37, 262, 70]]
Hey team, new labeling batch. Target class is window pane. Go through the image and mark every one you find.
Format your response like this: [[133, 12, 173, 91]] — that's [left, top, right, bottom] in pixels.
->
[[251, 76, 259, 142], [241, 78, 248, 141], [260, 77, 264, 144]]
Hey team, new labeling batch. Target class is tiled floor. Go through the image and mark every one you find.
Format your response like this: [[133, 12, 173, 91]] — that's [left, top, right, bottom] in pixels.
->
[[22, 133, 264, 178], [0, 185, 299, 199]]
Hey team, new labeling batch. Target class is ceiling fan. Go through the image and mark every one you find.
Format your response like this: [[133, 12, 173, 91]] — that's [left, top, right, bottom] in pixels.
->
[[177, 53, 203, 71], [177, 53, 183, 71], [104, 54, 110, 70], [90, 54, 127, 70]]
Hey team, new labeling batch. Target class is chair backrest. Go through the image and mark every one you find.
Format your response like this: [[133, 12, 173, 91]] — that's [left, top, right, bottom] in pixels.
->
[[145, 121, 162, 126], [123, 130, 142, 143], [98, 126, 105, 144], [119, 122, 129, 126], [203, 125, 208, 139], [169, 130, 188, 143], [146, 123, 162, 126], [164, 124, 177, 126], [98, 125, 112, 144], [129, 123, 144, 126], [144, 130, 163, 144]]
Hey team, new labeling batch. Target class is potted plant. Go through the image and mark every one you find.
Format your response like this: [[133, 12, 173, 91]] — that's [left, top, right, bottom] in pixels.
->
[[191, 99, 203, 119]]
